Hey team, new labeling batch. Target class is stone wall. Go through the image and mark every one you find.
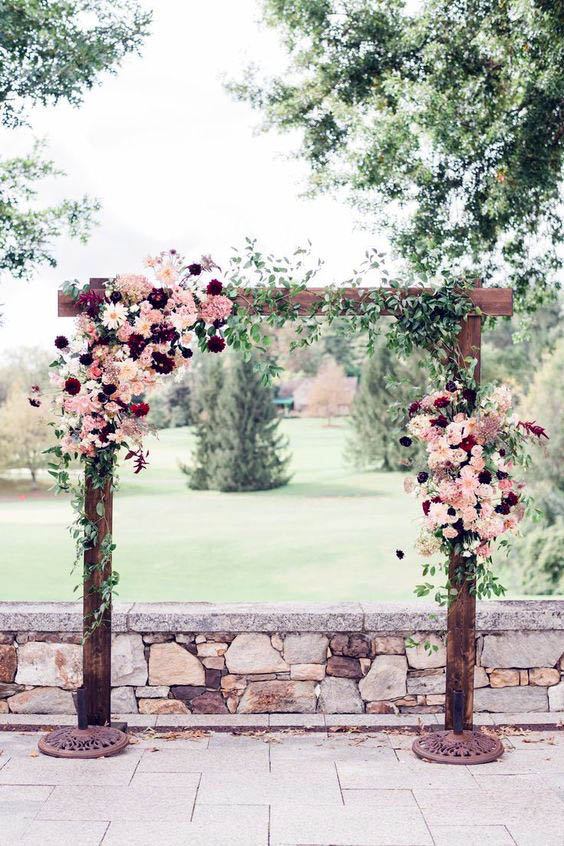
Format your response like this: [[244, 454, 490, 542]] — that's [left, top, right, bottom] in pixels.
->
[[1, 601, 563, 716]]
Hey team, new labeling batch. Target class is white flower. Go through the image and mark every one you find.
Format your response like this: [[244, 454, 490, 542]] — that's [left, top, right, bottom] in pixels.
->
[[101, 302, 127, 330]]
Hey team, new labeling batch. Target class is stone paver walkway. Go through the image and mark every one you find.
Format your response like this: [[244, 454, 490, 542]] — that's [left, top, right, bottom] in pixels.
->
[[0, 727, 563, 845]]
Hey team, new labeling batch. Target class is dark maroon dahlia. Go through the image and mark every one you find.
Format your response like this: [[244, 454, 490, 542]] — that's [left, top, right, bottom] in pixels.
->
[[79, 352, 94, 366], [478, 470, 492, 484], [64, 377, 81, 396], [460, 435, 477, 453], [430, 415, 448, 428], [206, 278, 223, 295], [207, 335, 226, 353], [127, 333, 147, 359], [417, 471, 429, 484], [188, 262, 202, 276], [395, 550, 405, 560], [505, 491, 519, 506], [147, 287, 169, 309], [102, 384, 117, 396], [151, 323, 176, 344], [408, 401, 421, 416], [54, 335, 69, 350], [151, 351, 175, 374], [399, 436, 412, 447], [445, 381, 457, 392], [434, 396, 450, 408], [77, 290, 104, 318], [462, 387, 476, 405]]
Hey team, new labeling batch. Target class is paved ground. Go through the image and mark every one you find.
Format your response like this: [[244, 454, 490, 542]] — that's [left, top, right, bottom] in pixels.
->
[[0, 727, 563, 845]]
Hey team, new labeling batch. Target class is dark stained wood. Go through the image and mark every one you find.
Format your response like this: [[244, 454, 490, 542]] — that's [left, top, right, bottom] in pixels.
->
[[83, 475, 113, 726], [444, 281, 482, 733], [58, 282, 513, 318]]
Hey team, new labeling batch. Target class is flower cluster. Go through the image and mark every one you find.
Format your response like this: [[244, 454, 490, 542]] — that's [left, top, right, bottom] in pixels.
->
[[41, 250, 232, 465], [400, 381, 548, 599]]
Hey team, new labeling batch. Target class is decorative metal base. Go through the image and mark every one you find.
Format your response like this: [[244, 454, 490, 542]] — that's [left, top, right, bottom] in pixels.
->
[[412, 729, 504, 765], [38, 726, 129, 759]]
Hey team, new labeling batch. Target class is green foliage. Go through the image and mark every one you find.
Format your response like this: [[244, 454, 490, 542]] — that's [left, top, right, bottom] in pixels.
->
[[185, 351, 291, 492], [231, 0, 564, 310], [346, 339, 426, 471], [0, 0, 151, 127], [516, 521, 564, 595], [148, 377, 194, 430], [0, 142, 100, 279]]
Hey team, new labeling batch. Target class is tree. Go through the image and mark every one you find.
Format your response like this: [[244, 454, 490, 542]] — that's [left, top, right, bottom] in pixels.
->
[[185, 352, 291, 492], [0, 1, 151, 280], [307, 357, 350, 425], [346, 339, 425, 471], [0, 346, 52, 405], [231, 0, 564, 310], [182, 355, 225, 490], [0, 382, 51, 487]]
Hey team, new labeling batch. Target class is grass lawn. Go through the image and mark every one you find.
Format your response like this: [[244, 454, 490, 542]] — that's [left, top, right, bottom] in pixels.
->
[[0, 418, 492, 603]]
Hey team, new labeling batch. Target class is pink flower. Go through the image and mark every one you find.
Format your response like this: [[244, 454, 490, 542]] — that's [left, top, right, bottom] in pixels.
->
[[476, 543, 491, 558], [199, 295, 233, 324], [443, 526, 459, 539], [498, 478, 513, 492]]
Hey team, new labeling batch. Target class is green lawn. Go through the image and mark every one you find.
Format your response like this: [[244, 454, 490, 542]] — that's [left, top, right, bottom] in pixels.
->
[[0, 419, 445, 602]]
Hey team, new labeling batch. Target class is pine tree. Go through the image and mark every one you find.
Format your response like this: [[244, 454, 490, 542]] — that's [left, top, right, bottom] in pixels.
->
[[346, 341, 425, 472], [182, 355, 225, 490], [201, 352, 290, 492]]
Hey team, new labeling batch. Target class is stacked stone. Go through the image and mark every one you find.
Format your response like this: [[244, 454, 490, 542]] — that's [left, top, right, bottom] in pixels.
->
[[1, 627, 563, 715]]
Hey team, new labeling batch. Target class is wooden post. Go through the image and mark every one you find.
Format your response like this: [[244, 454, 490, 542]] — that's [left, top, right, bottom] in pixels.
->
[[445, 282, 482, 733], [82, 474, 113, 726]]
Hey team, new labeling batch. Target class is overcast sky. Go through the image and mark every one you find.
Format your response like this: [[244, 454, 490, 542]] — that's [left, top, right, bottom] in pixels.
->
[[0, 0, 390, 355]]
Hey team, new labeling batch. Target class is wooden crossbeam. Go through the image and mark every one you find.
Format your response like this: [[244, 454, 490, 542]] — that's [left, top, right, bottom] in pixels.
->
[[58, 280, 513, 318]]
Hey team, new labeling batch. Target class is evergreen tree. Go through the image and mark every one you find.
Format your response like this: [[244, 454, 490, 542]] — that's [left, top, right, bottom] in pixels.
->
[[186, 352, 290, 492], [346, 340, 425, 472], [182, 356, 225, 490]]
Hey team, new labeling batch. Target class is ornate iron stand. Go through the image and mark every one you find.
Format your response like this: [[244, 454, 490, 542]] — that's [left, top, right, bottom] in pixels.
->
[[412, 727, 503, 765], [38, 688, 129, 759]]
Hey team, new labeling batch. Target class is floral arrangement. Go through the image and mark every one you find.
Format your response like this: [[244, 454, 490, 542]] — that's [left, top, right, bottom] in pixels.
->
[[400, 381, 548, 602], [32, 250, 233, 475]]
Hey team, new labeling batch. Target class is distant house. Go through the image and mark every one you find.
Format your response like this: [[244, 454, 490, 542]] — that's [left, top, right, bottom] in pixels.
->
[[275, 376, 358, 417]]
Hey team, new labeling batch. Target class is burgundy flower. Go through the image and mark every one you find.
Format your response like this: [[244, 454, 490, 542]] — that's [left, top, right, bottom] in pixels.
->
[[505, 491, 519, 506], [79, 352, 93, 366], [28, 398, 41, 408], [460, 435, 477, 453], [77, 290, 104, 318], [102, 384, 117, 396], [417, 471, 428, 484], [430, 415, 448, 428], [54, 335, 69, 350], [434, 396, 450, 408], [147, 287, 169, 309], [206, 278, 223, 295], [110, 291, 122, 303], [462, 387, 476, 405], [399, 436, 412, 447], [64, 377, 81, 396], [130, 402, 150, 417], [151, 323, 176, 344], [408, 401, 421, 416], [422, 500, 431, 515], [207, 335, 226, 353], [188, 262, 202, 276], [497, 470, 509, 480], [127, 333, 147, 359], [151, 351, 175, 374], [395, 550, 405, 560], [495, 502, 511, 515], [181, 347, 194, 359], [445, 381, 457, 392], [478, 470, 492, 484]]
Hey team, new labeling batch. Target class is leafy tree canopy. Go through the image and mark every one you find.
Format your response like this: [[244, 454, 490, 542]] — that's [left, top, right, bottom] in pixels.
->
[[230, 0, 564, 311], [0, 0, 151, 127], [0, 0, 151, 280]]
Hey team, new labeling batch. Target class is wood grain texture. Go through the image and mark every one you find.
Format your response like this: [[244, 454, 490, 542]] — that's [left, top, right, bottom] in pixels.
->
[[444, 282, 482, 732], [58, 281, 513, 317], [83, 475, 113, 727]]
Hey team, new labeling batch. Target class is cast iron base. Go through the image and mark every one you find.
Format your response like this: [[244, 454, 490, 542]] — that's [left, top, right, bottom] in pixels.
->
[[38, 725, 129, 759], [412, 729, 504, 765]]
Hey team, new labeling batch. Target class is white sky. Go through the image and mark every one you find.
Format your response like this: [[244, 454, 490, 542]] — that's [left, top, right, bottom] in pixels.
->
[[0, 0, 390, 356]]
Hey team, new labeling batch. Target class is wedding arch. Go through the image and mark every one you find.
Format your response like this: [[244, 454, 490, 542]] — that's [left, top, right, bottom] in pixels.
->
[[34, 246, 542, 764]]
